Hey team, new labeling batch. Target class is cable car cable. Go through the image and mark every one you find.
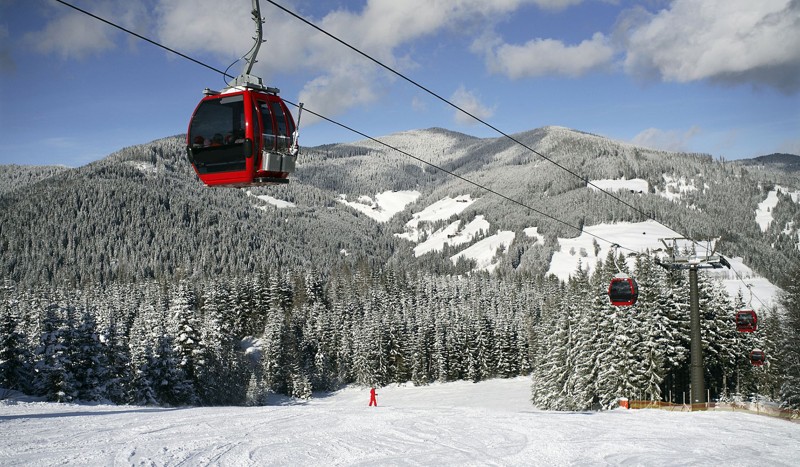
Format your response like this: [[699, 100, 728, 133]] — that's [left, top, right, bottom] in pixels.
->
[[52, 0, 774, 309], [280, 97, 612, 244]]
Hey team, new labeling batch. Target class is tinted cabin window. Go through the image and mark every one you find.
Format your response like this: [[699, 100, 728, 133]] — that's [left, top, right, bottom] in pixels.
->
[[260, 102, 277, 151], [738, 313, 752, 324], [270, 102, 291, 150], [189, 95, 246, 173]]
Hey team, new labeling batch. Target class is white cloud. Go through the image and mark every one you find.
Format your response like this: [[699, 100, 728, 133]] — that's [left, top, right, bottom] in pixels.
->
[[530, 0, 585, 11], [25, 9, 116, 59], [450, 86, 494, 124], [23, 2, 149, 60], [622, 0, 800, 93], [411, 96, 427, 112], [297, 69, 381, 125], [479, 32, 615, 78], [631, 126, 701, 152], [155, 0, 254, 59]]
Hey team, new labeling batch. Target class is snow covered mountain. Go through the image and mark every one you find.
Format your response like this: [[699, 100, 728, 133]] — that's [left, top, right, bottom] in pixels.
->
[[0, 126, 798, 295]]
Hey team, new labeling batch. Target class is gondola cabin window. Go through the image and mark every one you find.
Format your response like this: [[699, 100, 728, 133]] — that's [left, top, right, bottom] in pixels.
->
[[188, 95, 247, 176]]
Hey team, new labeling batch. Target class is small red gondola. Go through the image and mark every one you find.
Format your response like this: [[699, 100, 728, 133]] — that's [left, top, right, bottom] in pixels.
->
[[735, 309, 758, 333], [750, 349, 766, 366], [608, 276, 638, 307]]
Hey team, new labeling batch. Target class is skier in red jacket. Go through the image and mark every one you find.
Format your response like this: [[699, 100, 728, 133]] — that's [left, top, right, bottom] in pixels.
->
[[369, 387, 378, 407]]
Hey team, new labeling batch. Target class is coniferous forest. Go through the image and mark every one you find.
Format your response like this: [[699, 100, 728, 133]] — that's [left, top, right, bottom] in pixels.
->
[[2, 255, 799, 409], [1, 129, 800, 410]]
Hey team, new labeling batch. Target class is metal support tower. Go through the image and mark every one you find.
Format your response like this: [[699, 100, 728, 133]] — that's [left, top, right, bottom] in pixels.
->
[[656, 238, 730, 411]]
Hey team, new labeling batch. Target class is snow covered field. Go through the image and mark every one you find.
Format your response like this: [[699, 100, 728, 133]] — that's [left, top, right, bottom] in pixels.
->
[[3, 377, 798, 466]]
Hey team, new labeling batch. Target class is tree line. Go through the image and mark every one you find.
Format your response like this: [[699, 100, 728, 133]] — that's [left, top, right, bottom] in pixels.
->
[[2, 256, 798, 410]]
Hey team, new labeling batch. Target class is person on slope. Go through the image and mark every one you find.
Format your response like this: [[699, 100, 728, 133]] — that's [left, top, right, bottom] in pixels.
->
[[369, 387, 378, 407]]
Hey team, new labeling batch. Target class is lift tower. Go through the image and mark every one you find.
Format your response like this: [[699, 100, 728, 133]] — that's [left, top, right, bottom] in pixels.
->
[[655, 238, 730, 410]]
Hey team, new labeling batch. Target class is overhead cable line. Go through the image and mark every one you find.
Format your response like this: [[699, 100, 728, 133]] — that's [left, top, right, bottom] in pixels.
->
[[54, 0, 771, 307]]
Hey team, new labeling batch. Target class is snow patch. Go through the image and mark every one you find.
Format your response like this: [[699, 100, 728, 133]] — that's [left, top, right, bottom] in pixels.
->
[[547, 220, 682, 280], [338, 190, 421, 223], [126, 160, 158, 175], [704, 256, 782, 311], [413, 216, 490, 257], [247, 191, 296, 209], [396, 194, 477, 242], [451, 230, 515, 273], [756, 185, 800, 232], [523, 226, 545, 244], [589, 178, 648, 194], [658, 174, 699, 202]]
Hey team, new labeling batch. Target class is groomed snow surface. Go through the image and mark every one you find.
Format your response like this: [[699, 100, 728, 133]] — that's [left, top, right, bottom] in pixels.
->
[[3, 377, 799, 466]]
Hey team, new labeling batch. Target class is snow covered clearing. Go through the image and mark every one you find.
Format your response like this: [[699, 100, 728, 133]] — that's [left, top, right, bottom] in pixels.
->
[[126, 161, 158, 175], [546, 221, 782, 310], [338, 190, 421, 223], [247, 191, 296, 210], [708, 256, 783, 312], [658, 174, 699, 202], [756, 186, 800, 232], [413, 215, 490, 257], [547, 220, 681, 280], [589, 178, 648, 194], [523, 226, 545, 244], [395, 194, 477, 242], [757, 189, 781, 232], [2, 377, 798, 466], [450, 230, 516, 273]]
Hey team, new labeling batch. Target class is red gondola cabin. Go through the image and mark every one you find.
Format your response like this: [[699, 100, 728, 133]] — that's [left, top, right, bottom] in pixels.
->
[[735, 309, 758, 333], [187, 86, 297, 187], [608, 276, 638, 307], [750, 349, 766, 366]]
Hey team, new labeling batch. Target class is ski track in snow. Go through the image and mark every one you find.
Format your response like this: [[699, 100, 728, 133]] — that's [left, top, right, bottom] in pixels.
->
[[2, 377, 799, 466]]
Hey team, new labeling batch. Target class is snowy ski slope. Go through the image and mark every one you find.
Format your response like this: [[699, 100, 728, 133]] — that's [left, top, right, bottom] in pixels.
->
[[2, 377, 798, 466]]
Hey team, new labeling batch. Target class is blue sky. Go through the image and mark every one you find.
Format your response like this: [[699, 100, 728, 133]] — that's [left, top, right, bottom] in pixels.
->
[[1, 0, 798, 167]]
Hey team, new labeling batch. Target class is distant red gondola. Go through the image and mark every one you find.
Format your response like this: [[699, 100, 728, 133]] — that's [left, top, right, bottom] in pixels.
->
[[608, 276, 638, 307], [735, 309, 757, 333], [750, 349, 766, 366]]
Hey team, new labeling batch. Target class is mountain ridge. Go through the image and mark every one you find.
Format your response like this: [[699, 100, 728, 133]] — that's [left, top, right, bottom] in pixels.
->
[[1, 126, 798, 288]]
